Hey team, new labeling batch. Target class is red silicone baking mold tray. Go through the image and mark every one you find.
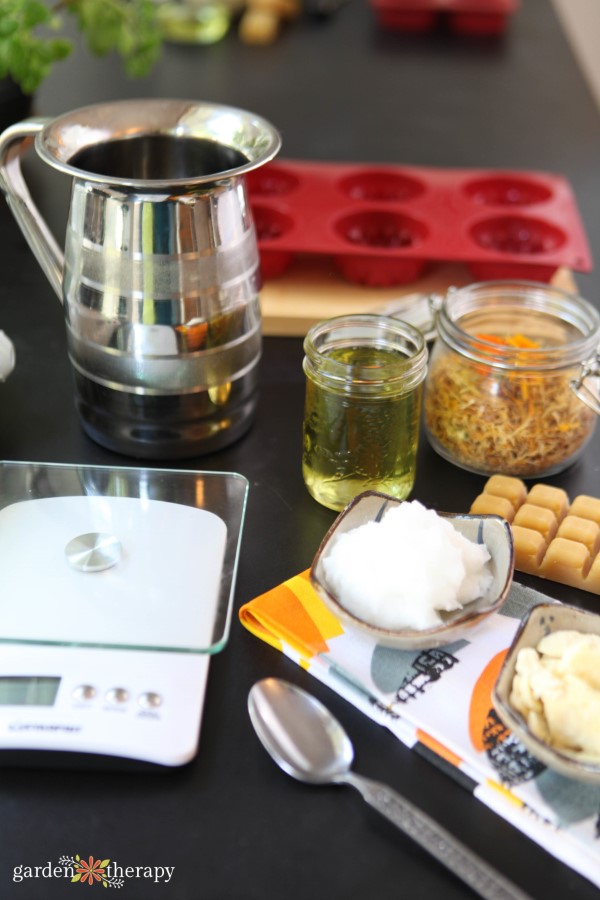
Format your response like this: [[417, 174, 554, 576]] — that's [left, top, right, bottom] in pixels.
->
[[369, 0, 519, 35], [247, 160, 592, 287]]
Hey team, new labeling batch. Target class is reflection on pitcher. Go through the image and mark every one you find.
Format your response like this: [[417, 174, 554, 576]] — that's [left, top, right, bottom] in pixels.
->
[[0, 99, 281, 459]]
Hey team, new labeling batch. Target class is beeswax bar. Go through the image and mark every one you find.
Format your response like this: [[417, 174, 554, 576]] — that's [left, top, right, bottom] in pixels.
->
[[470, 476, 600, 595]]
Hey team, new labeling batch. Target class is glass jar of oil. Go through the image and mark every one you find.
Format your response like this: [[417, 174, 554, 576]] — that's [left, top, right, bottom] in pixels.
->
[[302, 314, 428, 511]]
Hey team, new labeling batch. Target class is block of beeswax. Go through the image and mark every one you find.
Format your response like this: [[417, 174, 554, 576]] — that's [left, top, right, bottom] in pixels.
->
[[483, 474, 527, 511], [557, 516, 600, 557], [513, 504, 558, 543], [526, 484, 569, 521], [540, 537, 591, 585], [569, 495, 600, 526], [470, 493, 515, 521], [469, 475, 600, 595], [511, 525, 547, 573]]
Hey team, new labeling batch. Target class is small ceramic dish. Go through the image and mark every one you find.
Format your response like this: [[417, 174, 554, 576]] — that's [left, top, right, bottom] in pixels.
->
[[493, 602, 600, 784], [309, 490, 514, 650]]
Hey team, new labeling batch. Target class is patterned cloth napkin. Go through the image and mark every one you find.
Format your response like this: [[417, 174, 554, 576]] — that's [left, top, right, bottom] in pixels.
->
[[240, 571, 600, 888]]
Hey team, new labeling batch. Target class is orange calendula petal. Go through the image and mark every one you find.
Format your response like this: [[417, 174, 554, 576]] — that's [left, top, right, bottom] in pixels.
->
[[506, 333, 540, 349], [474, 332, 541, 350]]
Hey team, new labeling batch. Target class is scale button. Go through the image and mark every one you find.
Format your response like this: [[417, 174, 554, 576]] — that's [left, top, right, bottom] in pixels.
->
[[139, 692, 162, 709], [105, 687, 129, 705], [73, 684, 96, 701], [65, 532, 122, 573]]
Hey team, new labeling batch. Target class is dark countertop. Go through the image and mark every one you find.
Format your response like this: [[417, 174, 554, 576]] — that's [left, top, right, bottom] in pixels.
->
[[1, 1, 600, 897]]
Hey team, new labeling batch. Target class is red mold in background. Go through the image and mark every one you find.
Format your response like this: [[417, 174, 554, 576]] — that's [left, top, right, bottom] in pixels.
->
[[340, 170, 425, 202], [334, 209, 429, 285], [247, 160, 592, 286], [335, 209, 429, 249], [464, 176, 553, 207], [246, 167, 299, 196], [450, 12, 511, 34], [252, 203, 295, 278], [374, 9, 437, 31], [335, 254, 426, 287], [468, 215, 567, 282], [468, 261, 559, 282], [253, 204, 294, 241], [470, 215, 567, 256], [370, 0, 519, 35]]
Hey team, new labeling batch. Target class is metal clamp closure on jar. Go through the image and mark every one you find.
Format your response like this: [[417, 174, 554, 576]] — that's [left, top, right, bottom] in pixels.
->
[[571, 349, 600, 415]]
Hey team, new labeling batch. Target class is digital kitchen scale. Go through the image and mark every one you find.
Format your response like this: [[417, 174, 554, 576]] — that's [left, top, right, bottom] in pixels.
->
[[0, 461, 248, 769]]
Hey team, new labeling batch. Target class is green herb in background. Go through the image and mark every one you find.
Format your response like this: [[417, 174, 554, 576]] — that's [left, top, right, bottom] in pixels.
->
[[0, 0, 163, 94]]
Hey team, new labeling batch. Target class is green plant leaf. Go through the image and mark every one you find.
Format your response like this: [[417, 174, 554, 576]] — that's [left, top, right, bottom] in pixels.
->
[[0, 0, 162, 92], [22, 0, 52, 29]]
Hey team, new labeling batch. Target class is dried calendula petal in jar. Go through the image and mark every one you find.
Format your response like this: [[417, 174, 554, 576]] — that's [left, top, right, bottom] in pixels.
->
[[424, 281, 600, 478], [426, 349, 595, 476]]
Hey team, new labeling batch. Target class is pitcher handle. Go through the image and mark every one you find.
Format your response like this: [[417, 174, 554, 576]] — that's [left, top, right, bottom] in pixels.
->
[[0, 118, 64, 302]]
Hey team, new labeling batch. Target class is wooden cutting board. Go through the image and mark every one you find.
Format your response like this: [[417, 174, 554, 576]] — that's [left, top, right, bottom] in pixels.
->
[[259, 259, 578, 337]]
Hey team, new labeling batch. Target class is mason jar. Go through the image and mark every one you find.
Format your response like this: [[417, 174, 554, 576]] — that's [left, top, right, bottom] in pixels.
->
[[423, 280, 600, 478], [302, 314, 428, 511]]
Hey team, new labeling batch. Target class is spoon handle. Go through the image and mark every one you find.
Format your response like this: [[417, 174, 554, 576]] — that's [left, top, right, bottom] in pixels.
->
[[342, 772, 532, 900]]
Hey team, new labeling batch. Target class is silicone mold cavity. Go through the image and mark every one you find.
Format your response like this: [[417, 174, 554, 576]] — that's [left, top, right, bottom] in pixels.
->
[[335, 209, 428, 249], [470, 215, 566, 256], [465, 176, 553, 207], [340, 170, 425, 202], [252, 204, 295, 278], [246, 166, 299, 196], [253, 204, 294, 241], [335, 210, 429, 284]]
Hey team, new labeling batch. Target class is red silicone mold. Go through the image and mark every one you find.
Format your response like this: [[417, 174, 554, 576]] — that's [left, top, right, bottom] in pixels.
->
[[247, 160, 592, 287], [370, 0, 519, 35]]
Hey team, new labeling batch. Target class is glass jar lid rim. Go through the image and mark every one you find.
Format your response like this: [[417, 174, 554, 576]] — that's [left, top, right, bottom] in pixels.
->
[[304, 313, 427, 350], [437, 279, 600, 369], [303, 313, 428, 388]]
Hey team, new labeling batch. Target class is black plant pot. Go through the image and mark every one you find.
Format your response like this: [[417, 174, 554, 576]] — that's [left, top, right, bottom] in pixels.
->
[[0, 78, 33, 132]]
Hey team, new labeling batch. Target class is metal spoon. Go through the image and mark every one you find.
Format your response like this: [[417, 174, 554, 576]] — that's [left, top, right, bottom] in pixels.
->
[[248, 678, 532, 900]]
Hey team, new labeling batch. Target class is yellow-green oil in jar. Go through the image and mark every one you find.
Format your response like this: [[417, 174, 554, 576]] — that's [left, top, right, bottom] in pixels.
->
[[302, 316, 428, 511]]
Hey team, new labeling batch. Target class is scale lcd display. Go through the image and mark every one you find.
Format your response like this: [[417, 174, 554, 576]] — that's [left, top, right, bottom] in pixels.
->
[[0, 676, 60, 706]]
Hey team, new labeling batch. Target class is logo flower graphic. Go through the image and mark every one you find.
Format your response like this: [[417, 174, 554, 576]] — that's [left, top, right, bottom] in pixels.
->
[[58, 855, 124, 888], [73, 856, 108, 885]]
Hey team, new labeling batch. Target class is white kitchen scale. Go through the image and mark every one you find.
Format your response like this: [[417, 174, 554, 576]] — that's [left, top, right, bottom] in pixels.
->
[[0, 461, 248, 769]]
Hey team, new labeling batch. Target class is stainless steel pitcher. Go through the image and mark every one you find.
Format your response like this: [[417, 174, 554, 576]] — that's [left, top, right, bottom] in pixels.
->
[[0, 98, 281, 458]]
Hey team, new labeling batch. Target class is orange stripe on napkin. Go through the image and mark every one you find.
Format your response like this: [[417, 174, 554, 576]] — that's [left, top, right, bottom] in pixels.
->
[[239, 569, 344, 660], [290, 571, 345, 641], [417, 729, 464, 768]]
